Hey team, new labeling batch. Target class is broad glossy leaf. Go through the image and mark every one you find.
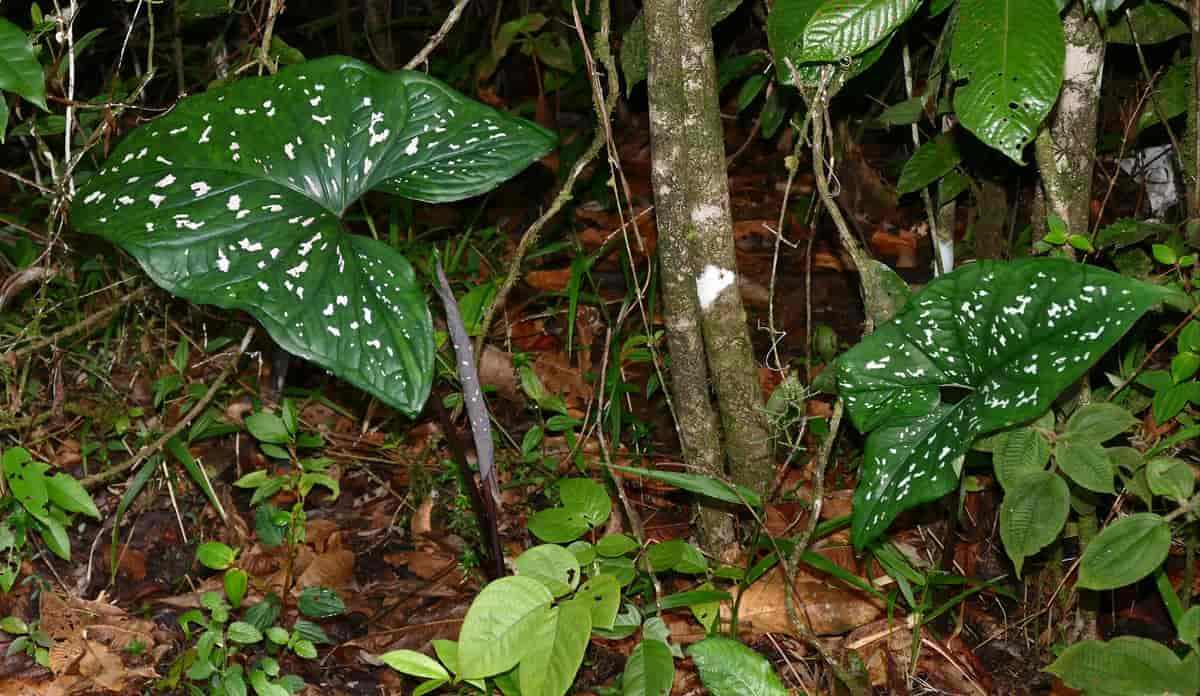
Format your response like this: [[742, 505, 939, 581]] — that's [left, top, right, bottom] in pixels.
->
[[837, 258, 1167, 548], [800, 0, 921, 63], [688, 636, 789, 696], [999, 470, 1068, 577], [518, 599, 591, 696], [768, 0, 893, 91], [71, 57, 555, 417], [1077, 513, 1171, 590], [458, 576, 553, 679], [951, 0, 1064, 163], [1045, 636, 1198, 696], [559, 478, 611, 526], [0, 18, 46, 111]]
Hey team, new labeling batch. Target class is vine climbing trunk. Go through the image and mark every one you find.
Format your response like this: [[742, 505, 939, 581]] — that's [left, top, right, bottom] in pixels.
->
[[1034, 4, 1104, 239], [643, 0, 773, 548]]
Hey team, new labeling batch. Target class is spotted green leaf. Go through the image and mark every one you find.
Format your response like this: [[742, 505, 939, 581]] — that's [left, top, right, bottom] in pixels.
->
[[837, 258, 1167, 549], [71, 57, 555, 417], [951, 0, 1064, 163]]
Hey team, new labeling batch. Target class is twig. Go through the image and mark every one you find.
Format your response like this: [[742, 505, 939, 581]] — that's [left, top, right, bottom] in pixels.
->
[[403, 0, 472, 70], [81, 326, 255, 490], [5, 284, 151, 360]]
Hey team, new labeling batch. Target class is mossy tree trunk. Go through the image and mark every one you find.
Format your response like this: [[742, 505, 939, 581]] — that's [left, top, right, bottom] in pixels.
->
[[1034, 5, 1104, 239], [644, 0, 774, 552]]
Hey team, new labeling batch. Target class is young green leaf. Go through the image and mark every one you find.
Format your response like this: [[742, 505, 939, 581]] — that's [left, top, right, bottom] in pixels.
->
[[596, 533, 639, 557], [1061, 403, 1137, 443], [0, 18, 48, 113], [622, 639, 674, 696], [991, 427, 1050, 491], [71, 57, 555, 418], [897, 132, 962, 195], [197, 542, 237, 570], [378, 649, 450, 681], [558, 478, 611, 526], [1146, 457, 1194, 501], [575, 574, 621, 630], [1054, 439, 1115, 494], [999, 470, 1069, 577], [1077, 513, 1171, 590], [836, 258, 1167, 549], [518, 599, 592, 696], [44, 472, 100, 519], [245, 412, 291, 445], [1045, 636, 1197, 696], [298, 587, 345, 618], [515, 544, 581, 598], [457, 576, 554, 679], [688, 636, 789, 696]]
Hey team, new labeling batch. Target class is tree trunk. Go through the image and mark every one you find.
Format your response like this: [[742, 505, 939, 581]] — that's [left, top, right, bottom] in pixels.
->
[[1034, 5, 1104, 238], [643, 0, 774, 547]]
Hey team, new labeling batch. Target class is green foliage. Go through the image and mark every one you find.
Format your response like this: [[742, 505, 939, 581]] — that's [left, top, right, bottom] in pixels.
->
[[0, 448, 100, 590], [528, 477, 611, 542], [836, 258, 1166, 548], [687, 636, 789, 696], [622, 638, 674, 696], [177, 545, 341, 695], [797, 0, 921, 63], [0, 17, 48, 141], [1045, 635, 1200, 696], [1077, 513, 1172, 590], [898, 132, 962, 195], [71, 56, 556, 419], [950, 0, 1064, 163]]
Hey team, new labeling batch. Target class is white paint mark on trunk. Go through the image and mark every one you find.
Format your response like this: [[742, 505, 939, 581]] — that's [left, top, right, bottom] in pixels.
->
[[696, 264, 735, 310]]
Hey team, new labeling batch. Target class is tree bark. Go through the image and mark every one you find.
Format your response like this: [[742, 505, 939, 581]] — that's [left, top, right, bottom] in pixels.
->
[[644, 0, 774, 505], [1034, 5, 1104, 238], [643, 0, 736, 554]]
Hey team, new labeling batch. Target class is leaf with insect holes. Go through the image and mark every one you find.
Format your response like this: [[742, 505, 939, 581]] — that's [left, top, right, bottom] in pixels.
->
[[836, 258, 1167, 549], [70, 57, 556, 417]]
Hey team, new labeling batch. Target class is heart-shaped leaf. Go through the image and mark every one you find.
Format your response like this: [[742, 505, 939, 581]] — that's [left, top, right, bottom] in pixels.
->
[[837, 258, 1167, 548], [71, 57, 555, 417]]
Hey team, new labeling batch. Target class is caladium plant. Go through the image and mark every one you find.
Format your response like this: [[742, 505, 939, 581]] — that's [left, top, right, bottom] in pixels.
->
[[70, 56, 556, 417], [836, 258, 1168, 549]]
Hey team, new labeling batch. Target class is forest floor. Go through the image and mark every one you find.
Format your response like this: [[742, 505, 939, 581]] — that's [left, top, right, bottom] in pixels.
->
[[0, 96, 1159, 696]]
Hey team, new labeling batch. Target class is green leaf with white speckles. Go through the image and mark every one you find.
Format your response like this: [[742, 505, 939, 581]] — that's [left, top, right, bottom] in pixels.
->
[[837, 258, 1167, 549], [70, 57, 556, 417]]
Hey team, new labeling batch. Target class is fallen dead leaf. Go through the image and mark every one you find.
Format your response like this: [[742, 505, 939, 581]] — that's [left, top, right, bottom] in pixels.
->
[[729, 559, 885, 636]]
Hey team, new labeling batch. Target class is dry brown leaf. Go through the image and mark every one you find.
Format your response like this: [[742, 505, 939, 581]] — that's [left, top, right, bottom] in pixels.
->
[[295, 548, 355, 590], [729, 561, 885, 636]]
